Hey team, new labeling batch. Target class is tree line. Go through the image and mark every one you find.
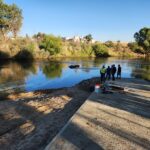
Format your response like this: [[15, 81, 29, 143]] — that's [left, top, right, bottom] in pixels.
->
[[0, 0, 149, 58]]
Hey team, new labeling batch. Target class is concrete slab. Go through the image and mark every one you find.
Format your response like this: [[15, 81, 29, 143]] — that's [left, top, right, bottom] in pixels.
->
[[45, 79, 150, 150]]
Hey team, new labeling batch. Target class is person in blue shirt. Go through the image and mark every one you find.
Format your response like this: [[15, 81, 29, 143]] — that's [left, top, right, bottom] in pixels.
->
[[106, 66, 111, 80]]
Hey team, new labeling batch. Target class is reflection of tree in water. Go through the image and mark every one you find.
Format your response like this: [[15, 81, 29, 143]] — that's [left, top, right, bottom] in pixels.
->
[[93, 58, 108, 67], [0, 60, 37, 84], [127, 58, 150, 81], [15, 60, 37, 74], [131, 64, 150, 81], [43, 62, 62, 79]]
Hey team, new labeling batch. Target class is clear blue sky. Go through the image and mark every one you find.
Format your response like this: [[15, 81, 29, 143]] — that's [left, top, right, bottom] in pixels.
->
[[5, 0, 150, 42]]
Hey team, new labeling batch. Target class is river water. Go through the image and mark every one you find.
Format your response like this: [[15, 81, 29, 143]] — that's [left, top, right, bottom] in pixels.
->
[[0, 57, 149, 92]]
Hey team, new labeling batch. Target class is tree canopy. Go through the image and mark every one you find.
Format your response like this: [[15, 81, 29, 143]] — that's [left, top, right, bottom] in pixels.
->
[[84, 34, 93, 42], [128, 42, 144, 54], [92, 43, 109, 57], [39, 35, 62, 55], [134, 27, 150, 56], [0, 0, 22, 39]]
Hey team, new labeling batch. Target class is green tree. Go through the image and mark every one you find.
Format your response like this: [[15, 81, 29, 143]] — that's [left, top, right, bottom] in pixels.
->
[[128, 42, 144, 54], [104, 40, 115, 48], [92, 44, 109, 57], [84, 34, 93, 42], [39, 35, 62, 55], [0, 2, 9, 39], [9, 4, 22, 37], [134, 27, 150, 56], [0, 1, 22, 39], [33, 32, 45, 41]]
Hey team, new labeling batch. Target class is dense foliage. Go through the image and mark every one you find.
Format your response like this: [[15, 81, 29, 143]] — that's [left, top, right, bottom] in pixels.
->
[[0, 0, 22, 39], [84, 34, 93, 42], [134, 27, 150, 56], [39, 35, 62, 55], [128, 42, 144, 54], [104, 41, 115, 48], [92, 44, 109, 57]]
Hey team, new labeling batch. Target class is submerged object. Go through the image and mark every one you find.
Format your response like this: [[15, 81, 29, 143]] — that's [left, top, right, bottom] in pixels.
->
[[69, 65, 80, 69]]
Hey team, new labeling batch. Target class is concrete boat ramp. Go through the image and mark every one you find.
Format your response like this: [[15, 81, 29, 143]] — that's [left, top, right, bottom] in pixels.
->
[[45, 78, 150, 150]]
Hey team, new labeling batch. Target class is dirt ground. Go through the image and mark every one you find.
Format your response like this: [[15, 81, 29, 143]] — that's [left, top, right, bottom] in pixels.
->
[[0, 78, 100, 150], [45, 78, 150, 150]]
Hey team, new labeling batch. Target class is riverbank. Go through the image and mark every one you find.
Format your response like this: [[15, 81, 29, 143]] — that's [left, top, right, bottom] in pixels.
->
[[0, 77, 150, 150], [0, 77, 100, 150], [46, 78, 150, 150], [0, 36, 144, 60]]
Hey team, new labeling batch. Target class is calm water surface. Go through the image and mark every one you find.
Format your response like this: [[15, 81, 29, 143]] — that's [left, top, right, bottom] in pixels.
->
[[0, 57, 149, 92]]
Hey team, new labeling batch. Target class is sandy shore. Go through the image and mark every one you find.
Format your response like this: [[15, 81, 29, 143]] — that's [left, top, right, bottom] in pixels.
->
[[0, 77, 100, 150]]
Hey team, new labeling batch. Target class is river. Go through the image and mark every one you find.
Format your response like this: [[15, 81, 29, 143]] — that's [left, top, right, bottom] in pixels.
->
[[0, 57, 149, 93]]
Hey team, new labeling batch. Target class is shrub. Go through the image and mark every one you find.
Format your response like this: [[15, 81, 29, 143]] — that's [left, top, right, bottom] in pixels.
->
[[92, 44, 109, 57], [39, 35, 62, 55], [9, 38, 36, 55], [128, 42, 144, 54], [26, 42, 35, 53], [14, 49, 34, 60], [81, 43, 93, 56], [104, 41, 115, 48]]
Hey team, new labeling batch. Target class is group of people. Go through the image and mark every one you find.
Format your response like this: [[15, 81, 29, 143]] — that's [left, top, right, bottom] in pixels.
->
[[100, 64, 121, 83]]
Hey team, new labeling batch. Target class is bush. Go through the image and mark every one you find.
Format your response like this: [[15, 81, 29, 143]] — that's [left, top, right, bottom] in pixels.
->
[[39, 35, 62, 55], [81, 43, 93, 56], [92, 44, 109, 57], [128, 42, 144, 54], [26, 42, 35, 53], [9, 38, 36, 55], [14, 49, 34, 60], [104, 41, 115, 48]]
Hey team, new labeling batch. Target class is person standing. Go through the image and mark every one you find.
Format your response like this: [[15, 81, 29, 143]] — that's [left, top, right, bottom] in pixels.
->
[[111, 64, 116, 81], [100, 65, 106, 83], [117, 64, 121, 79], [106, 66, 111, 80]]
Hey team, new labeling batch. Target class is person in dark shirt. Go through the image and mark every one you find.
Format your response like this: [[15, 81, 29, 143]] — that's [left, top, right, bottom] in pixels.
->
[[117, 64, 121, 79], [111, 64, 116, 81], [106, 66, 111, 80]]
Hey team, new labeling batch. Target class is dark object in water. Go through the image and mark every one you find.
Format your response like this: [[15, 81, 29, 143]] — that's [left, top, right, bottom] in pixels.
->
[[69, 65, 80, 69]]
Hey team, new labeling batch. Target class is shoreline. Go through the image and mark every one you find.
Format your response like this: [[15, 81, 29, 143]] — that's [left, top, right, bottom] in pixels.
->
[[0, 77, 149, 150], [0, 77, 100, 150], [0, 54, 145, 61]]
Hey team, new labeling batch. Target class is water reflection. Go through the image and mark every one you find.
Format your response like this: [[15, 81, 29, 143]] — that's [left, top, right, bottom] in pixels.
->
[[0, 61, 36, 83], [43, 62, 63, 79], [0, 60, 37, 92], [0, 58, 149, 92], [131, 62, 150, 81]]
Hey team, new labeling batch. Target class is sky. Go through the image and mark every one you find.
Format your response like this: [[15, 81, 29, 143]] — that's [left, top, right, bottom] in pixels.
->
[[4, 0, 150, 42]]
